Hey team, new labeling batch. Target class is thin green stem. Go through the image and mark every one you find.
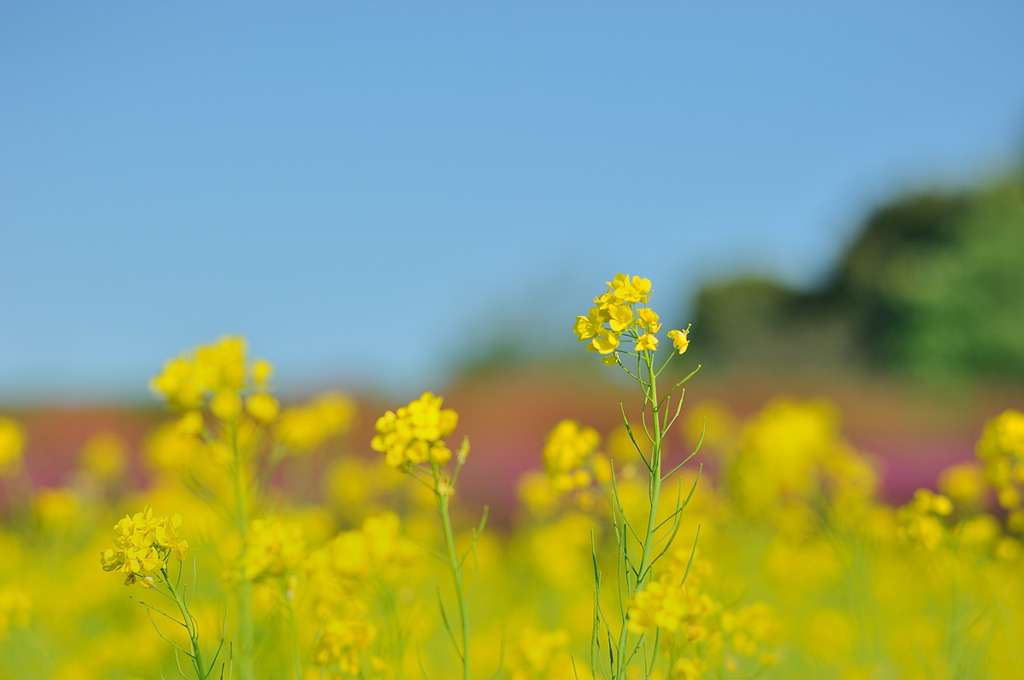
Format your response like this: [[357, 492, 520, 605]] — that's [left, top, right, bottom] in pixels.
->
[[287, 598, 304, 680], [612, 350, 667, 680], [161, 568, 208, 679], [229, 421, 255, 680], [435, 466, 471, 680]]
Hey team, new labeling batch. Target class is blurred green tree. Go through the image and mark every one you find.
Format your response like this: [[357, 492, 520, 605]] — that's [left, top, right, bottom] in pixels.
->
[[687, 173, 1024, 382]]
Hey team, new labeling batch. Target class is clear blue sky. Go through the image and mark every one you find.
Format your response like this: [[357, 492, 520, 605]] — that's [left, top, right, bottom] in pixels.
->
[[2, 2, 1023, 403]]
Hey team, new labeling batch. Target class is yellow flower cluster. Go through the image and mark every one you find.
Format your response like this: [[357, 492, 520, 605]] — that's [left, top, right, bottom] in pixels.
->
[[938, 462, 988, 510], [275, 392, 355, 453], [897, 489, 953, 551], [0, 416, 26, 477], [0, 586, 32, 640], [542, 420, 603, 492], [573, 274, 690, 363], [727, 399, 877, 522], [670, 657, 706, 680], [624, 547, 780, 674], [150, 336, 279, 423], [976, 409, 1024, 526], [243, 518, 306, 582], [100, 507, 189, 586], [370, 392, 458, 469], [314, 617, 380, 676], [306, 514, 417, 614], [722, 602, 780, 663], [627, 555, 715, 633], [79, 432, 128, 482], [302, 516, 414, 678], [508, 627, 574, 680]]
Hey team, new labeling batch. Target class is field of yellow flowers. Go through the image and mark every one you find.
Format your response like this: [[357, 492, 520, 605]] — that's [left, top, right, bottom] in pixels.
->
[[1, 274, 1023, 680]]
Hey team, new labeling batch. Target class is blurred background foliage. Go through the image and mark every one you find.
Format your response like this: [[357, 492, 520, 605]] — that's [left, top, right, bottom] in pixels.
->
[[676, 170, 1024, 384]]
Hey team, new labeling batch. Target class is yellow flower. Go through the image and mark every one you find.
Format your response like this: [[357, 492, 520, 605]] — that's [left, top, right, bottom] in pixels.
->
[[251, 358, 274, 387], [637, 307, 662, 333], [577, 275, 677, 366], [151, 337, 281, 425], [79, 433, 127, 481], [607, 273, 651, 304], [371, 392, 459, 470], [100, 506, 188, 586], [243, 518, 305, 581], [590, 331, 620, 355], [176, 410, 205, 436], [667, 326, 691, 354], [636, 333, 658, 351], [275, 392, 356, 453], [314, 617, 378, 674], [543, 420, 602, 492], [897, 489, 953, 550], [671, 657, 706, 680], [210, 389, 242, 421], [0, 417, 26, 477], [509, 627, 573, 679], [0, 586, 32, 639], [572, 308, 604, 342], [606, 304, 634, 332], [246, 392, 280, 424]]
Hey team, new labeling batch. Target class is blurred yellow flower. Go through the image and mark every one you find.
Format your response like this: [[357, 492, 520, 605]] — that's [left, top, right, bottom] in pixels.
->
[[276, 391, 355, 453], [79, 432, 127, 482], [0, 416, 26, 477], [245, 392, 280, 424]]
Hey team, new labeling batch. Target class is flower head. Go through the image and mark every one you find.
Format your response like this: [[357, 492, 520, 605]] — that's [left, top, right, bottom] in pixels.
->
[[667, 326, 691, 354], [100, 506, 189, 586], [0, 417, 26, 477], [150, 336, 279, 424], [371, 392, 459, 469], [574, 274, 689, 365]]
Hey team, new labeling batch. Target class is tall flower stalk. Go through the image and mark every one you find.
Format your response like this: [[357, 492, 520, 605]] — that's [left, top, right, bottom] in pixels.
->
[[228, 421, 256, 680], [574, 274, 701, 680], [150, 337, 282, 680], [371, 392, 486, 680], [101, 507, 227, 679]]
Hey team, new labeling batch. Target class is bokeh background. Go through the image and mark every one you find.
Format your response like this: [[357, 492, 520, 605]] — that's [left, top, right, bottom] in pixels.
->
[[3, 2, 1024, 510]]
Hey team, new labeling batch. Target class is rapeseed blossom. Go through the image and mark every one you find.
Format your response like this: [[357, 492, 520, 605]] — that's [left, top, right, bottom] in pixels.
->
[[976, 409, 1024, 523], [572, 273, 691, 363], [100, 506, 189, 586], [626, 557, 717, 637], [508, 627, 575, 680], [667, 326, 691, 355], [79, 432, 128, 482], [314, 617, 380, 676], [370, 392, 458, 469], [897, 489, 953, 550], [276, 392, 355, 453], [542, 420, 601, 492], [0, 416, 26, 477], [150, 336, 278, 424], [0, 586, 32, 640], [243, 518, 305, 582]]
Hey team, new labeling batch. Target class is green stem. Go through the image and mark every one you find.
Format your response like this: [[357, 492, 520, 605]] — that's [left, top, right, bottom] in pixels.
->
[[230, 421, 255, 680], [436, 466, 471, 680], [636, 352, 665, 587], [287, 597, 304, 680], [162, 568, 207, 679], [613, 351, 665, 680]]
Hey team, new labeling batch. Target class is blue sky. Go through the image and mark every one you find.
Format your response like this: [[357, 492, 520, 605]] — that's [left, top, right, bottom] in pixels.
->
[[2, 2, 1023, 403]]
